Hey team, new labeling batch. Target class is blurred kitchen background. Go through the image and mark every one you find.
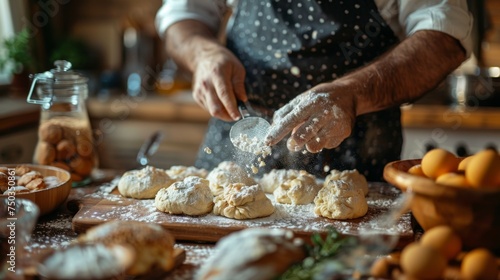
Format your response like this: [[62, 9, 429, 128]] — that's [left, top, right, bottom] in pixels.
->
[[1, 0, 500, 171]]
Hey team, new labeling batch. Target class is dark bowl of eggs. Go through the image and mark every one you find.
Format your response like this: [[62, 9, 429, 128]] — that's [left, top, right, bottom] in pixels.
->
[[384, 148, 500, 251]]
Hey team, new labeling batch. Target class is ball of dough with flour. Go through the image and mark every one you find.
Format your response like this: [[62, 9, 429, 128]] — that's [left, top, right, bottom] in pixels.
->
[[273, 172, 321, 205], [324, 169, 368, 195], [197, 228, 305, 280], [118, 166, 175, 199], [165, 165, 208, 181], [77, 221, 175, 276], [206, 161, 256, 196], [213, 183, 274, 219], [314, 180, 368, 220], [155, 176, 213, 216], [260, 169, 313, 194]]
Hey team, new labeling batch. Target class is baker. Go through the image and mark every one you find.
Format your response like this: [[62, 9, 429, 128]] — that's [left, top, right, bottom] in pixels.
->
[[156, 0, 472, 181]]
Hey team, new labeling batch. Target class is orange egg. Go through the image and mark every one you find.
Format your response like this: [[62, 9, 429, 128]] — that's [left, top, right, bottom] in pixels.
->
[[408, 164, 426, 177], [421, 149, 460, 179], [436, 172, 471, 188], [420, 225, 462, 260], [465, 149, 500, 188], [458, 155, 474, 171], [400, 243, 447, 279], [461, 248, 498, 280], [369, 257, 391, 278]]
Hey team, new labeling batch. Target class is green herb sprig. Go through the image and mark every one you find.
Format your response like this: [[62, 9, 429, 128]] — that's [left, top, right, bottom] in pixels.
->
[[277, 228, 357, 280]]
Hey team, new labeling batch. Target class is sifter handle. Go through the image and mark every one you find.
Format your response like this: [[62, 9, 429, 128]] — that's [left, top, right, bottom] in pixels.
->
[[237, 100, 251, 119]]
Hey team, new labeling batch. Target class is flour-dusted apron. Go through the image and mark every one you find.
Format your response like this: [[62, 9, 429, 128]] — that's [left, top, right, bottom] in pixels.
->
[[194, 0, 402, 181]]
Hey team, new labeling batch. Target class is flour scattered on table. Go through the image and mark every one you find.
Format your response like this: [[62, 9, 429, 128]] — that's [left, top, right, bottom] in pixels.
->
[[75, 183, 412, 239], [28, 212, 76, 253]]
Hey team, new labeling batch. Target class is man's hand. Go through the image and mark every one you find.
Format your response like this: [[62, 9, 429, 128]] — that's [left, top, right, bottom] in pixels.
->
[[266, 83, 357, 153], [165, 20, 246, 122], [192, 46, 246, 122], [267, 30, 465, 153]]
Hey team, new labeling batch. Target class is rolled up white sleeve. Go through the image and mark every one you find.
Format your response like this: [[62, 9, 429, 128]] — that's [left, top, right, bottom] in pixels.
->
[[399, 0, 473, 56], [155, 0, 228, 38]]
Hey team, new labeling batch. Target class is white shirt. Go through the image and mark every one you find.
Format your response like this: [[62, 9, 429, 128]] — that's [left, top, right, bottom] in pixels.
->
[[156, 0, 473, 56]]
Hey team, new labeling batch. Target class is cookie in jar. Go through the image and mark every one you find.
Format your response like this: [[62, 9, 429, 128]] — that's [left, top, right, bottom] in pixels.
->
[[28, 60, 98, 185]]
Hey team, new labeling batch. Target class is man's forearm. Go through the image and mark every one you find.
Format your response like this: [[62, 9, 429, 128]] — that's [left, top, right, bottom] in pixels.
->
[[165, 20, 221, 73], [337, 30, 466, 116]]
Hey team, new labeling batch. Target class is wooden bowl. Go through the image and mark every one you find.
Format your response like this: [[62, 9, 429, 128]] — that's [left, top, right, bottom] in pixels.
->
[[1, 164, 71, 216], [384, 159, 500, 251]]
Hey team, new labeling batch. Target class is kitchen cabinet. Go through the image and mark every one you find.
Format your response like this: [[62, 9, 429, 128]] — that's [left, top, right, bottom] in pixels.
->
[[87, 92, 500, 168], [0, 126, 38, 164], [91, 119, 207, 170], [87, 92, 209, 170], [0, 98, 39, 164], [4, 92, 500, 169]]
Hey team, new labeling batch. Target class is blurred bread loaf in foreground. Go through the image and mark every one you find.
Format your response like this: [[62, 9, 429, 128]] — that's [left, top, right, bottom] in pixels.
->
[[78, 220, 175, 276], [197, 228, 305, 280]]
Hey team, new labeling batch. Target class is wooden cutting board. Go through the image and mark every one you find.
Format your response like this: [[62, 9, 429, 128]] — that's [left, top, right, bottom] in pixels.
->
[[71, 181, 414, 249]]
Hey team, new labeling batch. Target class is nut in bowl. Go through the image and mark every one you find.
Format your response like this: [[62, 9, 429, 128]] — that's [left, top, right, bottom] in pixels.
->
[[384, 158, 500, 251], [0, 164, 71, 216]]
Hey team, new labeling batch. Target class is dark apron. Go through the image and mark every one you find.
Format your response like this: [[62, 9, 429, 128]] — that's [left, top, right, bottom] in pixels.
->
[[194, 0, 403, 182]]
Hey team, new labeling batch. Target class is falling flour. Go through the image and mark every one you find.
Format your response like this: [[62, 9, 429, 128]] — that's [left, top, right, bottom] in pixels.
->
[[233, 133, 271, 157], [232, 133, 272, 174]]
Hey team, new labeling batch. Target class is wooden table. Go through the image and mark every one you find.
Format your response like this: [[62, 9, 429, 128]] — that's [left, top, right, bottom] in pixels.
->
[[24, 169, 215, 280], [23, 169, 419, 280]]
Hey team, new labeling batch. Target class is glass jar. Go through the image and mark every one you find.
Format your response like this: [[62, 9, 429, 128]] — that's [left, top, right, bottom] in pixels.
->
[[28, 60, 97, 185]]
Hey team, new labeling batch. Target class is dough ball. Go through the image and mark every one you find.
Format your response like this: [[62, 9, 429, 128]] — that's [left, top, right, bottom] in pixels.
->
[[217, 161, 247, 172], [118, 166, 174, 199], [324, 169, 369, 196], [213, 183, 274, 220], [197, 228, 305, 280], [155, 176, 214, 216], [77, 221, 175, 276], [273, 172, 321, 205], [260, 169, 309, 194], [314, 180, 368, 220], [165, 165, 208, 181], [206, 161, 256, 196]]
